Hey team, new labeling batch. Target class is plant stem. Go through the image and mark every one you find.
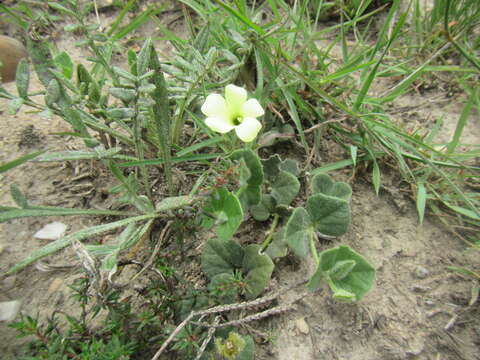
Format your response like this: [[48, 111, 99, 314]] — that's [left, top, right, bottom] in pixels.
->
[[310, 232, 319, 266], [444, 0, 480, 72], [131, 80, 152, 200], [260, 214, 280, 252]]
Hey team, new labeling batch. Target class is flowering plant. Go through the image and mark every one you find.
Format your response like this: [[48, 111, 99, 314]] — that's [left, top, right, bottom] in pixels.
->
[[201, 84, 264, 142]]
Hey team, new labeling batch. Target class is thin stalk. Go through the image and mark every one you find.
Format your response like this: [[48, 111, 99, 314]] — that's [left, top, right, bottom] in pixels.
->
[[132, 83, 152, 200], [260, 214, 280, 252], [310, 232, 319, 266], [444, 0, 480, 72], [171, 52, 217, 144]]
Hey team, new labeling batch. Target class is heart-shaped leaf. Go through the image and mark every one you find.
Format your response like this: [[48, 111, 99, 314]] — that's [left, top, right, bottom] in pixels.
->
[[265, 227, 288, 259], [201, 238, 245, 278], [208, 273, 239, 304], [285, 207, 313, 257], [308, 245, 375, 302], [306, 193, 350, 236], [242, 244, 274, 299], [279, 158, 300, 177], [311, 173, 352, 201], [204, 188, 243, 240], [230, 149, 263, 208], [230, 149, 263, 187], [271, 170, 300, 206], [261, 155, 282, 181], [237, 335, 255, 360], [251, 194, 276, 221]]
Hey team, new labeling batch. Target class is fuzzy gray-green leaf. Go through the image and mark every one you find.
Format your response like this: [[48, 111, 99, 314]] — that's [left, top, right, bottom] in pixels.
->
[[15, 58, 30, 99], [306, 193, 351, 237], [201, 238, 245, 279], [285, 207, 313, 258], [308, 245, 375, 302], [271, 170, 300, 206], [242, 244, 274, 299]]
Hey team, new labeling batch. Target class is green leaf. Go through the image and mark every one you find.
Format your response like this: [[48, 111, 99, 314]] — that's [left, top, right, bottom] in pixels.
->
[[0, 207, 131, 223], [54, 51, 74, 79], [10, 185, 29, 208], [311, 173, 352, 201], [8, 98, 24, 115], [27, 37, 55, 89], [106, 108, 135, 120], [416, 182, 427, 224], [241, 184, 262, 210], [372, 160, 381, 195], [326, 260, 357, 281], [109, 87, 136, 103], [265, 227, 288, 259], [230, 149, 264, 187], [155, 195, 195, 212], [205, 188, 243, 240], [236, 335, 255, 360], [285, 207, 313, 258], [0, 150, 44, 173], [306, 194, 351, 237], [308, 245, 375, 302], [261, 155, 281, 181], [201, 238, 245, 279], [242, 244, 274, 299], [251, 194, 275, 221], [45, 79, 62, 107], [271, 170, 300, 206], [350, 145, 358, 166], [279, 158, 300, 177], [5, 214, 156, 275], [15, 58, 30, 99], [136, 38, 152, 76], [208, 273, 238, 304], [48, 2, 77, 16]]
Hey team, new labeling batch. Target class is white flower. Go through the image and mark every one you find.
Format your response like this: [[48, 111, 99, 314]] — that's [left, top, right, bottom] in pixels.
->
[[201, 84, 264, 142]]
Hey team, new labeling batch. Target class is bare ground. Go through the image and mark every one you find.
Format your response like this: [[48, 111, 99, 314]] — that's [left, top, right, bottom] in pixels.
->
[[1, 9, 479, 360]]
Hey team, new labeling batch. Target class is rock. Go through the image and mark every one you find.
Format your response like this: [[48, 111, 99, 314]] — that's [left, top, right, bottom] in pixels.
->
[[0, 300, 22, 322], [47, 278, 64, 294], [295, 317, 310, 335], [34, 222, 67, 240], [0, 35, 27, 83], [414, 265, 429, 279]]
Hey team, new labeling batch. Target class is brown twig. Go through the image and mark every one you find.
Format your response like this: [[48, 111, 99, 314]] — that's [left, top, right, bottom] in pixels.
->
[[131, 221, 172, 282], [150, 278, 308, 360], [304, 116, 349, 134], [194, 316, 221, 360]]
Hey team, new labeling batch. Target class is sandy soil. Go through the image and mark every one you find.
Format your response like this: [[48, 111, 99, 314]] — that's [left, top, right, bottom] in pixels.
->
[[1, 5, 479, 360]]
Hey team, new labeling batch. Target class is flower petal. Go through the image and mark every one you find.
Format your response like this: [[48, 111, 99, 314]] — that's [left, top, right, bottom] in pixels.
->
[[225, 84, 247, 113], [234, 117, 262, 142], [205, 116, 235, 134], [201, 94, 227, 117], [242, 98, 264, 118]]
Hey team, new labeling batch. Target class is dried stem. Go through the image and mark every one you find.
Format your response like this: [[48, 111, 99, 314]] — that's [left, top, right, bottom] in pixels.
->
[[150, 278, 308, 360]]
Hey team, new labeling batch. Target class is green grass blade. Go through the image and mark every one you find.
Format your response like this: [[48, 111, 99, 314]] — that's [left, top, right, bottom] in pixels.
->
[[446, 91, 475, 154], [118, 153, 221, 167], [4, 214, 157, 275], [0, 207, 133, 223], [0, 151, 45, 173], [176, 137, 224, 156], [211, 0, 265, 35]]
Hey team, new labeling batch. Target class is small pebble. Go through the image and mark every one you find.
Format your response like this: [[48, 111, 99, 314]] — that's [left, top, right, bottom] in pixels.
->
[[34, 222, 67, 240], [47, 278, 64, 294], [414, 265, 429, 279], [0, 300, 22, 322], [295, 317, 310, 335]]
